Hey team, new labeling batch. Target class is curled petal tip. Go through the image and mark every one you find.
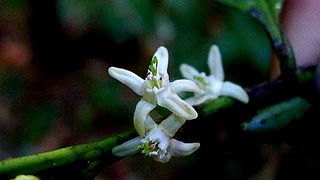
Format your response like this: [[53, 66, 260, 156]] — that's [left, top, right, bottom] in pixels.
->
[[170, 139, 200, 156], [108, 67, 144, 95], [157, 46, 168, 52], [154, 153, 173, 163], [242, 94, 249, 104], [158, 93, 198, 120], [208, 45, 224, 81], [221, 81, 249, 104], [209, 45, 219, 52], [153, 46, 169, 76], [108, 67, 118, 78]]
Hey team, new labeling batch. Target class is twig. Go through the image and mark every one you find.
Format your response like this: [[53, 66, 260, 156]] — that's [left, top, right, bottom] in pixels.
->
[[0, 130, 137, 179]]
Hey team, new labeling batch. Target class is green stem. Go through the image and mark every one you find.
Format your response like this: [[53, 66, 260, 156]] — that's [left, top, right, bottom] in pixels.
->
[[253, 1, 296, 79], [0, 130, 136, 179], [272, 33, 296, 80], [213, 0, 297, 79]]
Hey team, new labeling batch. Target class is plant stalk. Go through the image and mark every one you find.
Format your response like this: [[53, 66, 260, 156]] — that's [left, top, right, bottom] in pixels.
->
[[0, 130, 137, 179]]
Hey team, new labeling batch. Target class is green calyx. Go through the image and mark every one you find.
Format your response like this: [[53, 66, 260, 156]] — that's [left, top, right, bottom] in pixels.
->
[[151, 80, 160, 89], [149, 56, 158, 76], [148, 56, 162, 89], [136, 141, 159, 156], [150, 79, 163, 89], [149, 56, 162, 89]]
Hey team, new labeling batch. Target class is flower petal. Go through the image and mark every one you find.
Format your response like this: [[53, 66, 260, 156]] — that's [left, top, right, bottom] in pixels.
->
[[112, 136, 143, 157], [157, 91, 198, 120], [153, 152, 172, 163], [185, 94, 216, 106], [153, 46, 169, 76], [170, 79, 201, 94], [169, 139, 200, 156], [134, 99, 156, 135], [208, 45, 224, 81], [220, 81, 249, 103], [180, 64, 201, 80], [145, 115, 157, 132], [160, 114, 186, 137], [108, 67, 144, 95]]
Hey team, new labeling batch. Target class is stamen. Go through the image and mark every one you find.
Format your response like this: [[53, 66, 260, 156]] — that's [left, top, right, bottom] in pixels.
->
[[136, 141, 160, 156]]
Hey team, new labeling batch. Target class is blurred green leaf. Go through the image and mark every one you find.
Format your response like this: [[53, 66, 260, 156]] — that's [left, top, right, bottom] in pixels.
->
[[201, 96, 234, 115], [90, 80, 122, 115], [212, 0, 296, 78], [212, 0, 283, 39], [2, 0, 29, 10], [242, 97, 310, 132], [75, 103, 96, 132], [21, 103, 60, 144], [297, 71, 314, 83], [0, 70, 27, 100], [57, 0, 157, 42], [214, 8, 271, 83]]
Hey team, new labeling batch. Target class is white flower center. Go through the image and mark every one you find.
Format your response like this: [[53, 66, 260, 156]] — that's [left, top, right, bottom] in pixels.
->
[[207, 75, 223, 94]]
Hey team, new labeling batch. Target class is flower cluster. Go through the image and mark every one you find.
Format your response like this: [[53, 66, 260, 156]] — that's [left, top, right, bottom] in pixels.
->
[[112, 114, 199, 163], [108, 45, 249, 163], [180, 45, 249, 105], [109, 46, 200, 162]]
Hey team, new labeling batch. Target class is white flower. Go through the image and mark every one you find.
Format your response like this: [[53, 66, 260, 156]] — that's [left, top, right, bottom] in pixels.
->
[[180, 45, 249, 106], [109, 46, 200, 135], [112, 114, 200, 163]]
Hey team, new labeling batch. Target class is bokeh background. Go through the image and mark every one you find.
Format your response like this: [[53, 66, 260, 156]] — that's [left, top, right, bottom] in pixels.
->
[[1, 0, 319, 179]]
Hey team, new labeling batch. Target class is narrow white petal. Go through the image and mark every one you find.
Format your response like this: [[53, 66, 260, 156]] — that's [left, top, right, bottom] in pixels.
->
[[157, 92, 198, 120], [180, 64, 201, 80], [220, 81, 249, 103], [208, 45, 224, 81], [108, 67, 144, 95], [153, 152, 172, 163], [112, 136, 143, 157], [160, 114, 186, 137], [169, 139, 200, 156], [185, 94, 216, 106], [134, 99, 156, 135], [153, 46, 169, 76], [145, 115, 157, 132], [170, 79, 201, 94]]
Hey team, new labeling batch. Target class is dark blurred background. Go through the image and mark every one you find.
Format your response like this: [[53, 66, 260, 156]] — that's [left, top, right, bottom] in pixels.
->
[[1, 0, 319, 179]]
